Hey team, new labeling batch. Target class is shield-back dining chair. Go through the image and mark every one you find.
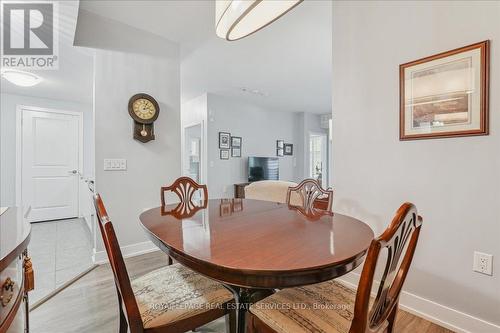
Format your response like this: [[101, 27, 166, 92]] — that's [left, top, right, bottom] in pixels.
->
[[93, 193, 236, 333], [286, 178, 334, 213], [247, 202, 423, 333], [161, 177, 208, 264], [161, 176, 208, 209]]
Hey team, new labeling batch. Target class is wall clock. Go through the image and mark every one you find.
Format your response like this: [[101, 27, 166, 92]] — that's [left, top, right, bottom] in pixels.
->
[[128, 93, 160, 143]]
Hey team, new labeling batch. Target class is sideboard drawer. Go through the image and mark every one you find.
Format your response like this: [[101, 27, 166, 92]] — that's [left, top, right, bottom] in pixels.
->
[[5, 298, 25, 333], [0, 256, 23, 328]]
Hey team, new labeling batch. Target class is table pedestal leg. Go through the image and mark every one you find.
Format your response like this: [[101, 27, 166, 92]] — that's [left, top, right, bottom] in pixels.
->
[[223, 285, 274, 333]]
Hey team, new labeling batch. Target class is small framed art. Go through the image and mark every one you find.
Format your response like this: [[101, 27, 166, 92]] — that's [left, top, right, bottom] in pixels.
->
[[284, 143, 293, 155], [231, 147, 241, 157], [220, 149, 229, 160], [231, 136, 242, 147], [219, 132, 231, 148], [277, 148, 284, 157], [276, 140, 284, 149]]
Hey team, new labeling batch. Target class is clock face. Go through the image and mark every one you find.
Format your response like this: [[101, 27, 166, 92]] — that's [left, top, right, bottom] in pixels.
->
[[132, 98, 157, 120]]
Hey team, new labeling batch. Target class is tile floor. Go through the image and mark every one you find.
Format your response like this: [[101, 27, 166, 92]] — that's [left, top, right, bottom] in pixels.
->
[[28, 218, 94, 303]]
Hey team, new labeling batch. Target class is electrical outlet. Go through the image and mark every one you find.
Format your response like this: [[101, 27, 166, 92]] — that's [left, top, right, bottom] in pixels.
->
[[473, 251, 493, 276]]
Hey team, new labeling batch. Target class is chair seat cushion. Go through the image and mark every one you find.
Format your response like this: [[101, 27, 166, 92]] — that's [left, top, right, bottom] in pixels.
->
[[250, 280, 357, 333], [132, 263, 233, 329]]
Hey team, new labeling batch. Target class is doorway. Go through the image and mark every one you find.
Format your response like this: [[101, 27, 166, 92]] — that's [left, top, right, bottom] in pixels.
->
[[19, 107, 82, 222], [183, 123, 203, 183], [309, 132, 328, 188], [17, 106, 94, 304]]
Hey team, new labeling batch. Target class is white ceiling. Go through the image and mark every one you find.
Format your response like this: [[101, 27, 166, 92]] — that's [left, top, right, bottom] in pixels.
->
[[79, 0, 332, 113], [79, 0, 214, 55], [1, 1, 331, 113], [0, 1, 94, 105]]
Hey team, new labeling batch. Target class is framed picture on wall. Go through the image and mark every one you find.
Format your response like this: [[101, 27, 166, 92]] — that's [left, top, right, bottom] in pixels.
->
[[284, 143, 293, 155], [277, 148, 284, 157], [231, 136, 242, 147], [219, 132, 231, 148], [231, 147, 241, 157], [276, 140, 284, 149], [400, 40, 489, 140], [220, 149, 229, 160]]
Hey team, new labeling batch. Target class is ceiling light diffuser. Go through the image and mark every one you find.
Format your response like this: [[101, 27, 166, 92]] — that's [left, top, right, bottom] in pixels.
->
[[1, 69, 43, 87], [216, 0, 303, 41]]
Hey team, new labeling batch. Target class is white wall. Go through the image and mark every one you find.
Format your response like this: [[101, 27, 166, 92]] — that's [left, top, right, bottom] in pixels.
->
[[333, 1, 500, 329], [179, 1, 332, 114], [75, 7, 182, 254], [93, 50, 181, 251], [0, 93, 93, 206], [206, 94, 303, 198], [181, 94, 208, 184]]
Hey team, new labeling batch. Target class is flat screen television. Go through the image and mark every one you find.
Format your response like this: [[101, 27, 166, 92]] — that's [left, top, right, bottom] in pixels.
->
[[248, 157, 279, 182]]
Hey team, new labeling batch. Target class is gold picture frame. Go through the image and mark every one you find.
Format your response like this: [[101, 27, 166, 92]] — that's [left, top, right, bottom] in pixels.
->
[[400, 41, 489, 140]]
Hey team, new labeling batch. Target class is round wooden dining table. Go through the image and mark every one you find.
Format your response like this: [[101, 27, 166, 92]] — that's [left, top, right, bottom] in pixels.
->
[[140, 198, 374, 332]]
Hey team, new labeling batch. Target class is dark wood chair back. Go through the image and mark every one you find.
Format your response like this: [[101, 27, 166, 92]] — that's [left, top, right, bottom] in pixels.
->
[[161, 177, 208, 208], [286, 178, 333, 212], [350, 202, 423, 333], [93, 194, 143, 332]]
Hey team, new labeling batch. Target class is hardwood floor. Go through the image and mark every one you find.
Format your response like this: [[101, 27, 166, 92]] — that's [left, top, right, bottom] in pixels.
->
[[30, 251, 454, 333], [394, 311, 453, 333]]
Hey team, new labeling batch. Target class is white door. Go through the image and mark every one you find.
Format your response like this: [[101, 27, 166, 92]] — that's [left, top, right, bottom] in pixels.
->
[[22, 108, 81, 222]]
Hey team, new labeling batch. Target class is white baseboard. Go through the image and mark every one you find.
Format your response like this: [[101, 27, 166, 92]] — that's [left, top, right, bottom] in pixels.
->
[[93, 240, 160, 265], [338, 272, 500, 333]]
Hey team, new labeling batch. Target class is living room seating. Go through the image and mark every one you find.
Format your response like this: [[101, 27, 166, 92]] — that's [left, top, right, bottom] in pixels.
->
[[93, 194, 236, 333], [245, 180, 301, 204], [247, 202, 423, 333]]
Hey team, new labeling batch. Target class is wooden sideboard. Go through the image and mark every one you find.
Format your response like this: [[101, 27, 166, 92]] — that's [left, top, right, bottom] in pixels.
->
[[234, 183, 251, 199], [0, 208, 32, 333]]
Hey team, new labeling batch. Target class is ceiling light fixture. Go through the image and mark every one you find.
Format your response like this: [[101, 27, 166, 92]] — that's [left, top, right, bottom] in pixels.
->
[[216, 0, 303, 41], [1, 69, 43, 87]]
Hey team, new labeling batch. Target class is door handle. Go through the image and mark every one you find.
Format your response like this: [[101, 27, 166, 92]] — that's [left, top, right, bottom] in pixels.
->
[[69, 170, 78, 175]]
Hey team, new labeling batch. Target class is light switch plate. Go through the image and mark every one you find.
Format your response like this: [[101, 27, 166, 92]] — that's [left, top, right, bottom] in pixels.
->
[[104, 159, 127, 171]]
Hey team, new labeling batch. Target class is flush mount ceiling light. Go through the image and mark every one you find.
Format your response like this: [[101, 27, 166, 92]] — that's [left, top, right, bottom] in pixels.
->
[[216, 0, 303, 41], [1, 69, 43, 87]]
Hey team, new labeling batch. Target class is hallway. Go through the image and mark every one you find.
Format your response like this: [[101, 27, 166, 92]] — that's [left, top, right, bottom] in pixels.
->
[[28, 218, 93, 304]]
